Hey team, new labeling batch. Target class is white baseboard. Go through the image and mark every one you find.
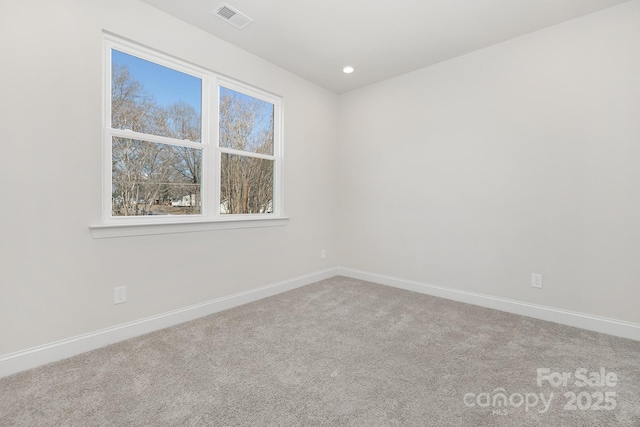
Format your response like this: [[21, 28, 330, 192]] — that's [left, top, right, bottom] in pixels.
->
[[0, 268, 338, 378], [4, 266, 638, 378], [338, 267, 640, 342]]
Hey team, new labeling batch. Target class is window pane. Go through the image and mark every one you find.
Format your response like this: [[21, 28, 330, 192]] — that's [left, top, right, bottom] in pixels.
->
[[112, 138, 202, 216], [219, 87, 274, 155], [220, 153, 274, 214], [111, 50, 202, 142]]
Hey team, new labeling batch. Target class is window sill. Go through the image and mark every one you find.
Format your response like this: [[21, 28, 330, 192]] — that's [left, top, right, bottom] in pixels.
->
[[89, 216, 290, 239]]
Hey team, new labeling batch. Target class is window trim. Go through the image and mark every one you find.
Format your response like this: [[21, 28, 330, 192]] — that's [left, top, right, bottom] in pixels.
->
[[89, 217, 289, 239], [94, 34, 285, 237]]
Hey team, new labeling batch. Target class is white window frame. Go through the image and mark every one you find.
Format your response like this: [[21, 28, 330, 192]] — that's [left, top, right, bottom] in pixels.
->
[[91, 34, 287, 238]]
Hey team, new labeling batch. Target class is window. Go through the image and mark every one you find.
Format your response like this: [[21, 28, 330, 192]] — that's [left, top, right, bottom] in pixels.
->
[[219, 86, 277, 215], [100, 35, 283, 234]]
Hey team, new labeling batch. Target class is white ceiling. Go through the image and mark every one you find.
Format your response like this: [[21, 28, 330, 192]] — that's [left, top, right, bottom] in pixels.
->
[[139, 0, 631, 94]]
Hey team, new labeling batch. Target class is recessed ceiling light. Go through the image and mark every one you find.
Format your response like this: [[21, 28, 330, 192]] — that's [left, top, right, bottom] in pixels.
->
[[343, 66, 354, 74]]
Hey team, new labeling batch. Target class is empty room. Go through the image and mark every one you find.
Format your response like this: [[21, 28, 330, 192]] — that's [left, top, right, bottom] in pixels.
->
[[1, 0, 639, 425]]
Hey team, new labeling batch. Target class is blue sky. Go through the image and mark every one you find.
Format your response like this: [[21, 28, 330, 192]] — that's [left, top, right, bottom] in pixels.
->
[[220, 86, 274, 120], [112, 49, 274, 149], [113, 49, 202, 115]]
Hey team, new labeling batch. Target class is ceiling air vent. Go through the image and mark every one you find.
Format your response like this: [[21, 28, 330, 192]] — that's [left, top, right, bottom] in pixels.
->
[[214, 3, 254, 29]]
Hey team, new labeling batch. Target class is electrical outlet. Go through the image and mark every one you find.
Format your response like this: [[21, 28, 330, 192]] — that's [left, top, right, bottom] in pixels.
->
[[114, 286, 127, 304], [531, 274, 543, 289], [320, 249, 326, 260]]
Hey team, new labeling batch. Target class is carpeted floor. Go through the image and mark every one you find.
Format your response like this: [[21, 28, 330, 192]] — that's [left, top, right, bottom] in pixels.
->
[[1, 276, 639, 426]]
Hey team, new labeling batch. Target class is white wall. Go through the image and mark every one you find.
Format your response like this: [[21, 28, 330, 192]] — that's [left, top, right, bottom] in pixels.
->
[[0, 0, 339, 355], [338, 1, 640, 324]]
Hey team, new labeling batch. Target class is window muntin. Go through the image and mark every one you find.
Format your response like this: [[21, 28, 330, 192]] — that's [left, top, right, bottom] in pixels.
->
[[103, 35, 282, 224]]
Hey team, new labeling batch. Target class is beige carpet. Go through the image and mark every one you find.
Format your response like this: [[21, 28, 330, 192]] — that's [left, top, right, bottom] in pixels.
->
[[1, 276, 639, 426]]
